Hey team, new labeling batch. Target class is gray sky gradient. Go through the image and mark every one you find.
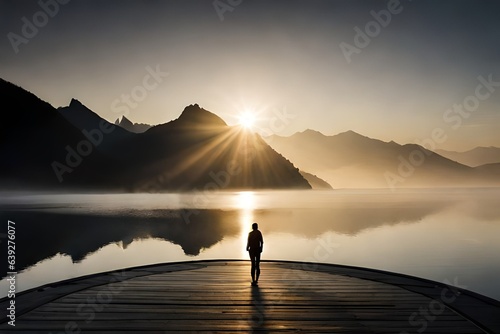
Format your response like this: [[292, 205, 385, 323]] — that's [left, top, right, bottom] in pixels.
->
[[1, 0, 500, 150]]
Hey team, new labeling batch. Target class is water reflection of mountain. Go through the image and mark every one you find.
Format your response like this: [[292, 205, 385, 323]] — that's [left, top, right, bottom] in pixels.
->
[[0, 197, 465, 275], [459, 195, 500, 222], [0, 209, 240, 275], [254, 200, 453, 238]]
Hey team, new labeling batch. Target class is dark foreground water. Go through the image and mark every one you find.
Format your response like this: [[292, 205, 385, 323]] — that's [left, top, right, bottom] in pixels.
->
[[1, 189, 499, 301]]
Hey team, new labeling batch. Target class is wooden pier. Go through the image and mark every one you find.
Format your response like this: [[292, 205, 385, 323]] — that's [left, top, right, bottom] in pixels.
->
[[1, 260, 499, 333]]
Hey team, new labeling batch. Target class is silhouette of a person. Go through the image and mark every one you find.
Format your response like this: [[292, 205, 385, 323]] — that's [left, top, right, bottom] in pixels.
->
[[246, 222, 264, 286]]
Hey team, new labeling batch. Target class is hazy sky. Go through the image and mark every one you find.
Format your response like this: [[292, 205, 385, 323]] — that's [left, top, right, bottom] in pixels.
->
[[1, 0, 500, 150]]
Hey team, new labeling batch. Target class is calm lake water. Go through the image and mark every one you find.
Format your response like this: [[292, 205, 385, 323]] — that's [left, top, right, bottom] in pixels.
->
[[1, 189, 499, 301]]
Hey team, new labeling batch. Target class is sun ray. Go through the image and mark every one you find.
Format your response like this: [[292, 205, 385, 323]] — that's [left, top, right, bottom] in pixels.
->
[[235, 191, 255, 258], [143, 127, 242, 188], [169, 128, 241, 178]]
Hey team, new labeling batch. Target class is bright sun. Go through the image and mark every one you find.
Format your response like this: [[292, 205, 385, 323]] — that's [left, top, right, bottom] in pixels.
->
[[238, 112, 256, 129]]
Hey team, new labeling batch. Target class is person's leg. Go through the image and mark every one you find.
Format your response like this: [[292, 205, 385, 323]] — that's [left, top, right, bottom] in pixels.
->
[[255, 253, 261, 282], [250, 252, 256, 282]]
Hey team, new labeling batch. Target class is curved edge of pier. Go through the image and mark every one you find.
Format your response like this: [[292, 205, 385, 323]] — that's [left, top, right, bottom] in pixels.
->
[[1, 259, 499, 333]]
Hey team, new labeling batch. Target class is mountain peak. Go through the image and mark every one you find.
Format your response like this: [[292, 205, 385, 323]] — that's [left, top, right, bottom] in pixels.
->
[[114, 115, 151, 133], [301, 129, 325, 136], [120, 115, 134, 127], [291, 129, 326, 140], [69, 98, 83, 108], [177, 104, 227, 127], [338, 130, 362, 137], [334, 130, 375, 142], [62, 98, 92, 114]]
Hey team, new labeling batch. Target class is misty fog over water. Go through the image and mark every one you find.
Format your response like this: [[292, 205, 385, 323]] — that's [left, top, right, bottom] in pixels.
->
[[1, 189, 499, 301]]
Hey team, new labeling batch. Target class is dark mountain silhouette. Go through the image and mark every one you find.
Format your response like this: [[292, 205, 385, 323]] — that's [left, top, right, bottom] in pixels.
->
[[115, 115, 152, 133], [0, 79, 114, 189], [267, 130, 500, 188], [58, 99, 134, 154], [436, 147, 500, 167], [299, 171, 333, 189], [0, 209, 240, 275], [115, 104, 311, 191], [0, 79, 310, 190]]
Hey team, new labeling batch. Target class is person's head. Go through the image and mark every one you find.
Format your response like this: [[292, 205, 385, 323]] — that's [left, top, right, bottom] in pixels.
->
[[252, 222, 258, 230]]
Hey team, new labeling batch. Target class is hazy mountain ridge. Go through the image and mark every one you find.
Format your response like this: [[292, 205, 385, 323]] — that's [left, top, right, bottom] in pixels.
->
[[299, 171, 333, 189], [436, 147, 500, 167], [267, 130, 499, 188], [0, 79, 310, 191]]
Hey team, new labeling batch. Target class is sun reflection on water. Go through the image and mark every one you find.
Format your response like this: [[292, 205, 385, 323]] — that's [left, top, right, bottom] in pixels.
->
[[235, 191, 255, 257]]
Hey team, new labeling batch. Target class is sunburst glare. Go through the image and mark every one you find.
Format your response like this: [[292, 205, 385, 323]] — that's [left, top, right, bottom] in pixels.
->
[[237, 111, 256, 129]]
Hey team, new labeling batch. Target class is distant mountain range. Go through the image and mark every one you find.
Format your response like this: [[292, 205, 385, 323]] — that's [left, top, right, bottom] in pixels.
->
[[2, 78, 498, 191], [436, 147, 500, 167], [0, 79, 310, 191], [267, 130, 500, 188]]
